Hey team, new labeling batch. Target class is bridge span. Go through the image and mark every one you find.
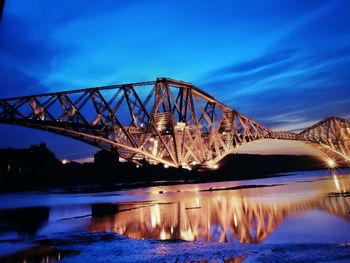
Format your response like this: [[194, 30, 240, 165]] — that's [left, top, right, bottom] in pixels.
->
[[0, 78, 349, 169]]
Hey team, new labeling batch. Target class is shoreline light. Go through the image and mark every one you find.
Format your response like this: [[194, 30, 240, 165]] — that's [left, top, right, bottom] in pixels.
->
[[326, 159, 336, 169]]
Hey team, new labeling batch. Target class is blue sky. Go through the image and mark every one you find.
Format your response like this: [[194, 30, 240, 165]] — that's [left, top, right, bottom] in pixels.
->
[[0, 0, 349, 160]]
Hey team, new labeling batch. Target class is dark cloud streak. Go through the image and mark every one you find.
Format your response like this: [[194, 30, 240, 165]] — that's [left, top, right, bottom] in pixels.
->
[[199, 45, 350, 130], [212, 48, 298, 74]]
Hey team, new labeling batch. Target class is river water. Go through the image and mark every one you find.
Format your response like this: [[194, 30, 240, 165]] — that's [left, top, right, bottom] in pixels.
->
[[0, 169, 349, 262]]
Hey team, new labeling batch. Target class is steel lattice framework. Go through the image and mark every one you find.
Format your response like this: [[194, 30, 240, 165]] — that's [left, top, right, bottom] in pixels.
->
[[273, 117, 350, 163], [0, 78, 349, 168]]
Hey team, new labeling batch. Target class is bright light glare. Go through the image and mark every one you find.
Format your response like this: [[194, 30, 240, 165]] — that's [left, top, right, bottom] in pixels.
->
[[327, 159, 336, 168], [61, 159, 68, 165]]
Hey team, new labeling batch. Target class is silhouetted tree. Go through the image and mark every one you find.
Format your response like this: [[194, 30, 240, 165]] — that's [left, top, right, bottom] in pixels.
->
[[94, 148, 119, 169]]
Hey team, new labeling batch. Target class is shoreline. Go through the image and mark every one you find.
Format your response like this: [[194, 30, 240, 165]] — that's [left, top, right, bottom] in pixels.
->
[[0, 171, 349, 262], [0, 166, 347, 194]]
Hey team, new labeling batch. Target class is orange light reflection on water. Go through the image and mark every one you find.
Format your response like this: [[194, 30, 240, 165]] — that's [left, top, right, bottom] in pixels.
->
[[90, 174, 350, 244]]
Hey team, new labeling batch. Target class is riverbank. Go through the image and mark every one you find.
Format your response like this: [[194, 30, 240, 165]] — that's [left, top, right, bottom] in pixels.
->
[[0, 153, 336, 193], [0, 169, 349, 262]]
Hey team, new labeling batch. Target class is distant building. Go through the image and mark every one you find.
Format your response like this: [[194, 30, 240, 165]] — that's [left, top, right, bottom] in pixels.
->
[[0, 142, 60, 176]]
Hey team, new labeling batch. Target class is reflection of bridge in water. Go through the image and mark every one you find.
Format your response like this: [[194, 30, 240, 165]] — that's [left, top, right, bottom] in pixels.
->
[[0, 78, 349, 169], [90, 175, 350, 243]]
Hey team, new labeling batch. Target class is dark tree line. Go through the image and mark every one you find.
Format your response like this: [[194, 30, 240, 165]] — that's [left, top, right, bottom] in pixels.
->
[[0, 143, 330, 192]]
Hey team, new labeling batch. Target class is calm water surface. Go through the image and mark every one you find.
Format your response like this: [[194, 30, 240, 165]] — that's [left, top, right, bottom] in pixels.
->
[[0, 169, 349, 261]]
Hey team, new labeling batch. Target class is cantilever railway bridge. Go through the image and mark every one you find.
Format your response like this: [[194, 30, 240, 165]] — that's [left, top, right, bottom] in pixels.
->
[[0, 78, 349, 169]]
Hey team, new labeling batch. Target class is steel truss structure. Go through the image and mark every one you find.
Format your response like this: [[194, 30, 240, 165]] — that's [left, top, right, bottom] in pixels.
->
[[0, 78, 349, 168], [273, 116, 350, 163]]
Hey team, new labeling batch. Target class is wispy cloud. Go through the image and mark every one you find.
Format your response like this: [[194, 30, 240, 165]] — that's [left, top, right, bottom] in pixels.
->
[[210, 48, 298, 75]]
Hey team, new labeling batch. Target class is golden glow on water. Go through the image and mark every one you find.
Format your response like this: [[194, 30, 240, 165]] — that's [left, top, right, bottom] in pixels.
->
[[151, 204, 161, 228], [333, 174, 341, 191], [89, 174, 350, 244]]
